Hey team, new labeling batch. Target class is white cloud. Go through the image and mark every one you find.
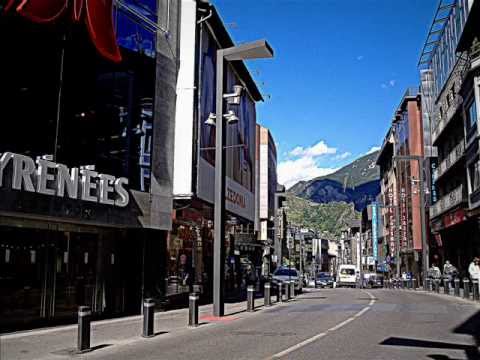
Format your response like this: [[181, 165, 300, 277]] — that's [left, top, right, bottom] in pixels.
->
[[335, 151, 351, 160], [356, 55, 364, 61], [288, 140, 337, 157], [366, 146, 381, 155], [278, 156, 338, 188], [381, 79, 396, 89]]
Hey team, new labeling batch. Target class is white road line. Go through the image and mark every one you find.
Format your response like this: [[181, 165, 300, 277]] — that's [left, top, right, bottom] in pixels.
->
[[269, 290, 376, 359]]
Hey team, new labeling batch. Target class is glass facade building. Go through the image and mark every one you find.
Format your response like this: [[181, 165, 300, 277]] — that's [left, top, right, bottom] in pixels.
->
[[0, 1, 179, 331]]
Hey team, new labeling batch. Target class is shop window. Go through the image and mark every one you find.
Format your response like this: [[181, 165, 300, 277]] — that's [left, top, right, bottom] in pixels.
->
[[57, 21, 156, 192]]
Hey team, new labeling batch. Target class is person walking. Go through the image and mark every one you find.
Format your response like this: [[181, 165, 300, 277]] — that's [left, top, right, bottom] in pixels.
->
[[468, 258, 480, 294]]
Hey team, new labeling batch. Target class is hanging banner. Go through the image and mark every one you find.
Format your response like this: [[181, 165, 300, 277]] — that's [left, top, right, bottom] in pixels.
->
[[372, 202, 378, 261]]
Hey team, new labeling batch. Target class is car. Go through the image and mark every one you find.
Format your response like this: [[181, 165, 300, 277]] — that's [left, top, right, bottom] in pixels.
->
[[315, 272, 334, 288], [272, 267, 303, 292], [337, 265, 358, 288], [363, 272, 384, 288]]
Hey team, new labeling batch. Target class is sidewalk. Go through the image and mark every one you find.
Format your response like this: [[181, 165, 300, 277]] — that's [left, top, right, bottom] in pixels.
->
[[0, 292, 294, 360], [384, 283, 480, 306]]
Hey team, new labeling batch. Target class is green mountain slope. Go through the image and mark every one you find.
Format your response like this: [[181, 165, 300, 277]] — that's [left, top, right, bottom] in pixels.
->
[[285, 195, 359, 236], [288, 151, 380, 211]]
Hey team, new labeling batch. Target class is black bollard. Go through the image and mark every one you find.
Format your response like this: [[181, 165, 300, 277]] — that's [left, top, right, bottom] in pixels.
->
[[290, 280, 295, 298], [142, 298, 155, 338], [473, 280, 479, 301], [454, 278, 460, 297], [412, 278, 417, 290], [285, 282, 290, 301], [189, 293, 199, 327], [247, 285, 255, 312], [77, 306, 92, 353], [264, 282, 271, 307], [463, 279, 470, 299], [435, 279, 440, 293], [408, 279, 412, 290], [277, 282, 283, 303], [443, 278, 450, 295]]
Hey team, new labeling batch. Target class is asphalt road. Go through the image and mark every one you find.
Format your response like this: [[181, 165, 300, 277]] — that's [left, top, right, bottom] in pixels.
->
[[66, 288, 480, 360]]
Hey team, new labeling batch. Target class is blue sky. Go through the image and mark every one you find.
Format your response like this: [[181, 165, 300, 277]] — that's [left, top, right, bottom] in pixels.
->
[[212, 0, 438, 187]]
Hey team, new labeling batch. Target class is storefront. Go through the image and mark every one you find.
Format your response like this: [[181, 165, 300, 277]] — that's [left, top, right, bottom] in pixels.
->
[[0, 1, 178, 331]]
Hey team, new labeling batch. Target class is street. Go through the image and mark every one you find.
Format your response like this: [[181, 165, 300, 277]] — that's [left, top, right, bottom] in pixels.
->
[[2, 288, 480, 360]]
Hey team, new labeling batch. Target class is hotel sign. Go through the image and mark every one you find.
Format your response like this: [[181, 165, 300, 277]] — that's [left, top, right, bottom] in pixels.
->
[[0, 152, 129, 207]]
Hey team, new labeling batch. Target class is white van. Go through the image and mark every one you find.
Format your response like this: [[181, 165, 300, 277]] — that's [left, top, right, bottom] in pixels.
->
[[337, 265, 357, 288]]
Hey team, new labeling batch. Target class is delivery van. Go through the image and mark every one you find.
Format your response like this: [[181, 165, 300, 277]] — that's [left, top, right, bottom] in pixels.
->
[[337, 265, 357, 288]]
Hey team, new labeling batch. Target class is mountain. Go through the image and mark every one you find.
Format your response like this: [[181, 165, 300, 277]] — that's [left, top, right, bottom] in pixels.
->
[[288, 151, 380, 211], [285, 195, 358, 236]]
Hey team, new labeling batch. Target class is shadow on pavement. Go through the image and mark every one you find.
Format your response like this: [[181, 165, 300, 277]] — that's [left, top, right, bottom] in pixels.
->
[[380, 337, 479, 359]]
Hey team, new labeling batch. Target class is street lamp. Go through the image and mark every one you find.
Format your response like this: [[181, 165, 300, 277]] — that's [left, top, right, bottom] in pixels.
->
[[212, 40, 274, 317], [393, 155, 429, 290]]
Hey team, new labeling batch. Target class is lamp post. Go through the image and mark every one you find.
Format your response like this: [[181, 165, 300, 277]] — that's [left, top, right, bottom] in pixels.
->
[[212, 40, 274, 317], [393, 155, 429, 290]]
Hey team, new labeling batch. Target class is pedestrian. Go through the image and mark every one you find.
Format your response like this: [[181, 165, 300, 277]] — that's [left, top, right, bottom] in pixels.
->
[[468, 257, 480, 284], [443, 260, 458, 287], [428, 263, 441, 279]]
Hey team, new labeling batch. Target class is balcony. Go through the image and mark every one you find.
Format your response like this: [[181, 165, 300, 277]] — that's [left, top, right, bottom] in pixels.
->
[[434, 141, 465, 181], [429, 184, 467, 219], [431, 95, 463, 144]]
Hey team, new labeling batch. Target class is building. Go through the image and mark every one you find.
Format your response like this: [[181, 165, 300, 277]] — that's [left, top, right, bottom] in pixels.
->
[[377, 128, 399, 275], [376, 87, 425, 278], [255, 125, 278, 276], [172, 1, 264, 299], [0, 1, 180, 331], [419, 0, 475, 274]]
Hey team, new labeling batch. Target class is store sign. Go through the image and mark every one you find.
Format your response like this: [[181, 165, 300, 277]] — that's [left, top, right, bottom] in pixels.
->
[[442, 208, 467, 229], [388, 188, 395, 257], [372, 202, 378, 261], [0, 152, 129, 207], [3, 0, 121, 62]]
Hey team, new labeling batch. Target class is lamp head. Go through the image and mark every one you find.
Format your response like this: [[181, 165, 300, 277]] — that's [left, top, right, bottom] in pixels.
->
[[205, 113, 217, 126], [225, 110, 239, 124]]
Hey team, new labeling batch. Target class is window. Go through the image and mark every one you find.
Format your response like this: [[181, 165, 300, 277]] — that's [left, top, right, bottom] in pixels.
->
[[470, 161, 480, 193], [466, 99, 478, 133]]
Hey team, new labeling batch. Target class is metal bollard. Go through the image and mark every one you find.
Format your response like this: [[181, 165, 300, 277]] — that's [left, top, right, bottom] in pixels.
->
[[435, 279, 440, 293], [427, 278, 432, 291], [247, 285, 255, 312], [277, 282, 283, 302], [408, 279, 412, 290], [290, 280, 295, 298], [443, 278, 450, 295], [454, 278, 460, 297], [473, 280, 479, 301], [403, 280, 407, 289], [189, 292, 199, 327], [142, 298, 155, 338], [285, 282, 290, 301], [412, 278, 417, 290], [77, 306, 92, 353], [463, 279, 470, 299], [264, 282, 272, 306]]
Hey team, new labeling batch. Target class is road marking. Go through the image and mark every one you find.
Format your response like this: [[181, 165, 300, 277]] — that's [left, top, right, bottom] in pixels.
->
[[269, 290, 376, 359]]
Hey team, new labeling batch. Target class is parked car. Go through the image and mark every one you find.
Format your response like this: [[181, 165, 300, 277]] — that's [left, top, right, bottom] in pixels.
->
[[272, 267, 303, 292], [363, 273, 384, 288], [337, 265, 357, 288], [315, 272, 334, 288]]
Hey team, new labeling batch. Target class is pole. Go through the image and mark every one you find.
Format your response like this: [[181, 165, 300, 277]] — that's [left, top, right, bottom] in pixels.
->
[[359, 215, 363, 288], [418, 158, 429, 289], [213, 51, 226, 317]]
